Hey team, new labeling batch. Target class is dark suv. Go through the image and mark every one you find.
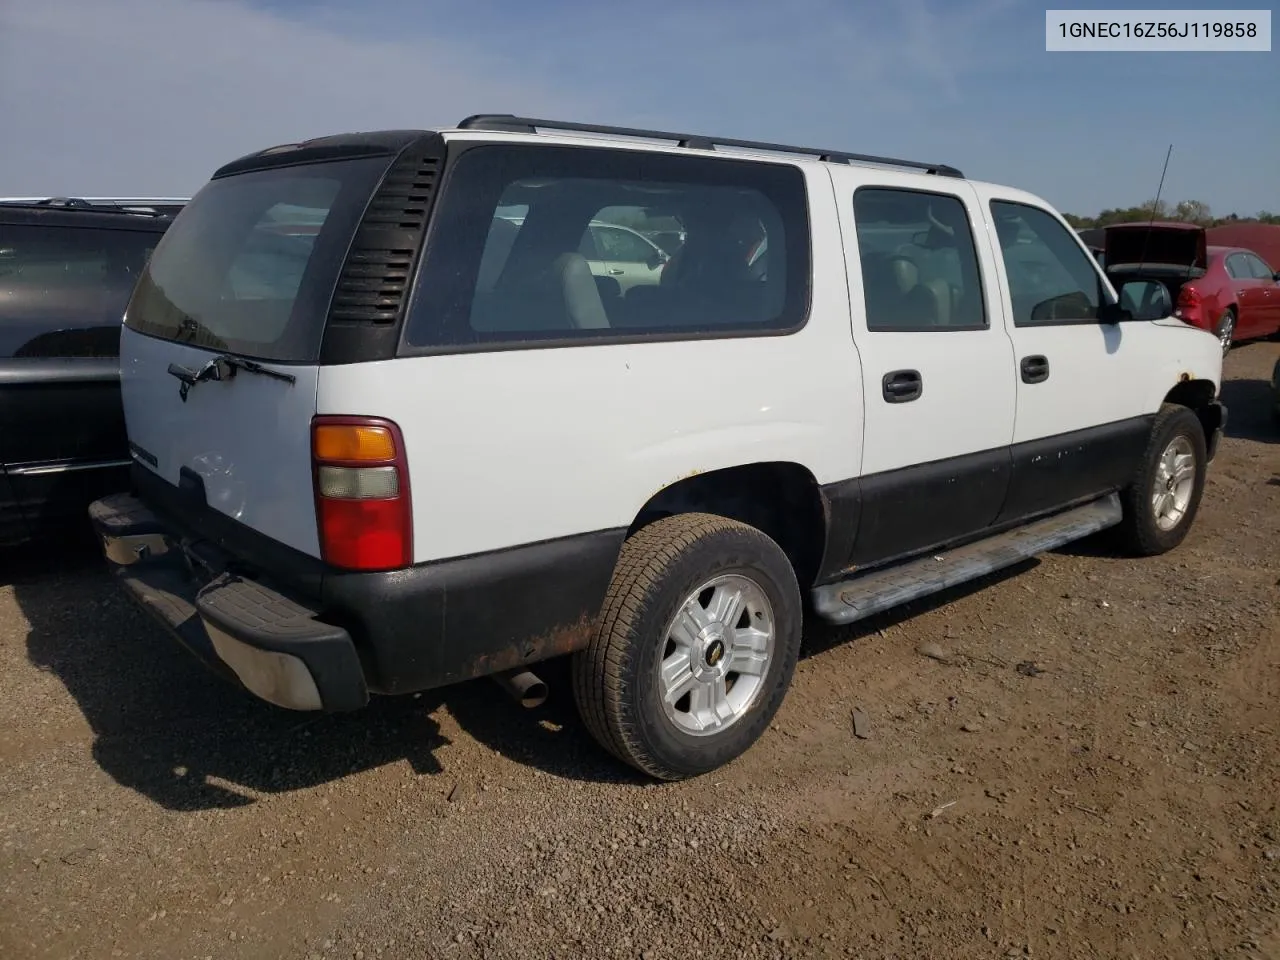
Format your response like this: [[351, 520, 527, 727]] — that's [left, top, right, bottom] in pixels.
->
[[0, 198, 182, 546]]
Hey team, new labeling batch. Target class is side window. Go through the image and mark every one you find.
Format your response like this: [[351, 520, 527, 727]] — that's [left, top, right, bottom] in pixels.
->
[[1246, 253, 1277, 280], [852, 188, 987, 331], [989, 201, 1105, 326], [0, 223, 157, 359], [1224, 253, 1250, 280], [404, 144, 810, 347]]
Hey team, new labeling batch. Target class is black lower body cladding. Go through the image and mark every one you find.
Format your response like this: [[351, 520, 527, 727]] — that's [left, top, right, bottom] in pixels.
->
[[91, 467, 627, 710], [321, 528, 627, 694]]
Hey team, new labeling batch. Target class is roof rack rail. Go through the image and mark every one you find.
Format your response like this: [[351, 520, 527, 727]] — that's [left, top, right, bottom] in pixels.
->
[[456, 114, 963, 178], [0, 196, 187, 217]]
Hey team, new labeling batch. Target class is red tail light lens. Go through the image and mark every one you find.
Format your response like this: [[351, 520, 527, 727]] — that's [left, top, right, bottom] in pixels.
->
[[1175, 284, 1203, 325], [311, 416, 412, 571]]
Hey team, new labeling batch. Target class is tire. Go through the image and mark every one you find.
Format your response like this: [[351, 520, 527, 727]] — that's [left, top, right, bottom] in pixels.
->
[[572, 512, 802, 781], [1116, 403, 1208, 557], [1215, 308, 1236, 357]]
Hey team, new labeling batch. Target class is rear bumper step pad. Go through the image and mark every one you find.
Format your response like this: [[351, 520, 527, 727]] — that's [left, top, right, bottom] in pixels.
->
[[90, 493, 367, 712]]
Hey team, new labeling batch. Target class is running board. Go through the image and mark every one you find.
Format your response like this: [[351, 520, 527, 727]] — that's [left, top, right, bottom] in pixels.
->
[[810, 494, 1123, 626]]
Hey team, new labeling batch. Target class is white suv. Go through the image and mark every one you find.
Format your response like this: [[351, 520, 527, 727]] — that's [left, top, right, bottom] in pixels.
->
[[90, 115, 1226, 781]]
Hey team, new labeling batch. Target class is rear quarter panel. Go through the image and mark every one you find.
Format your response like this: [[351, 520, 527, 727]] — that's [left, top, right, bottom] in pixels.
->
[[316, 165, 863, 564]]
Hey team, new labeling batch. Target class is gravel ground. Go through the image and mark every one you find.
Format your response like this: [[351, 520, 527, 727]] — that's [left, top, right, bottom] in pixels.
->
[[2, 342, 1277, 960]]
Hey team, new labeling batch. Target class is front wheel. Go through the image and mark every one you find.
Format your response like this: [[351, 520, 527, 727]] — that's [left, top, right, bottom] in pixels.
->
[[1116, 404, 1208, 556], [572, 513, 802, 781]]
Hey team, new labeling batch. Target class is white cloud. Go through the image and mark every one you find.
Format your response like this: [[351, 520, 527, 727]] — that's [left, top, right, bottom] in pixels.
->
[[0, 0, 595, 195]]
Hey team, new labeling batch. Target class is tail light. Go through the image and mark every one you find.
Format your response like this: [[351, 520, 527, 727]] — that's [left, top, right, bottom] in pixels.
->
[[1175, 284, 1203, 324], [311, 416, 412, 571]]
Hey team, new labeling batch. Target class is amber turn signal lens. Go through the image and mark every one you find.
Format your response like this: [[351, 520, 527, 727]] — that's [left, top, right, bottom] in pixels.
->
[[313, 424, 396, 462]]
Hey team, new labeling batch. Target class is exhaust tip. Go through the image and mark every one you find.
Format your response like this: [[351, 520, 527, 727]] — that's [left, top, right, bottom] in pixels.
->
[[491, 669, 548, 709]]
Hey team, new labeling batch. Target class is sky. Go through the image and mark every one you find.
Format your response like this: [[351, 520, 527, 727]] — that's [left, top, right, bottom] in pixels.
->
[[0, 0, 1275, 217]]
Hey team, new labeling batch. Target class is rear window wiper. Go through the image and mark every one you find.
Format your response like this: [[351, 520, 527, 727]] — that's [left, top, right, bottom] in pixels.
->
[[167, 353, 297, 402]]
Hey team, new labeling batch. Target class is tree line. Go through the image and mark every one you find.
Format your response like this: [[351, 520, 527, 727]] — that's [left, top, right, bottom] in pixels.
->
[[1062, 200, 1279, 230]]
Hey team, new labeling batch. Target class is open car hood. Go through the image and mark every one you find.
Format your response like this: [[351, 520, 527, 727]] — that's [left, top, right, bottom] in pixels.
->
[[1103, 221, 1206, 276]]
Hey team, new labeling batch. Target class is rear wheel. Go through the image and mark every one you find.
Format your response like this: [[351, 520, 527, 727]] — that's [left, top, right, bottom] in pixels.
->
[[1215, 308, 1236, 357], [572, 513, 802, 780], [1116, 404, 1207, 556]]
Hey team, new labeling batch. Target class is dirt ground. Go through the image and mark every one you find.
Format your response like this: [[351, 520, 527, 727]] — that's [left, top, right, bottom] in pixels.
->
[[1, 343, 1277, 960]]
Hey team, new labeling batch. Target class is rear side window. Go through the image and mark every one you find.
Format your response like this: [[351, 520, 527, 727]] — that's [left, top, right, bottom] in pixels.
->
[[403, 144, 809, 350], [1224, 253, 1251, 279], [0, 224, 157, 358], [124, 157, 388, 363], [990, 201, 1105, 326], [852, 188, 987, 331], [1246, 253, 1276, 280]]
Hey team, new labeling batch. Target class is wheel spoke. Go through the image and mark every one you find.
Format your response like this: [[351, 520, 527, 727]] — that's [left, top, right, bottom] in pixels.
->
[[661, 651, 697, 705], [729, 646, 769, 677], [707, 583, 746, 629], [669, 605, 705, 651], [1172, 454, 1195, 483], [691, 677, 733, 730]]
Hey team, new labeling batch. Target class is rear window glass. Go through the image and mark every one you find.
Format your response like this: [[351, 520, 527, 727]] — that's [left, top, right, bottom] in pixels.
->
[[403, 144, 809, 350], [124, 157, 387, 363], [0, 224, 158, 358]]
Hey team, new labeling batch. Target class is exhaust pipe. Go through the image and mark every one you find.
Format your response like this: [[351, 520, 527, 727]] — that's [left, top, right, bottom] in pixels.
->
[[491, 669, 548, 708]]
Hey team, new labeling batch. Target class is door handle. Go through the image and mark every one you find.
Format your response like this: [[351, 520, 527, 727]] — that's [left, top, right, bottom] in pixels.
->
[[608, 268, 624, 275], [1020, 355, 1050, 384], [882, 369, 922, 403]]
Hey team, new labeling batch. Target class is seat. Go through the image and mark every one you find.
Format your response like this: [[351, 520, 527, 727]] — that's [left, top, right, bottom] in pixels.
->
[[553, 252, 609, 329], [473, 250, 609, 332], [887, 255, 941, 327]]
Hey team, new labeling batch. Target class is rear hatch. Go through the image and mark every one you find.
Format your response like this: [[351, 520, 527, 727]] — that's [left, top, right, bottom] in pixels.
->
[[119, 153, 395, 558], [1103, 221, 1207, 279]]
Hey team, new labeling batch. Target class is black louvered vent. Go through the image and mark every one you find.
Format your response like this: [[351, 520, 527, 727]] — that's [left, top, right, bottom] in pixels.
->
[[328, 152, 441, 325]]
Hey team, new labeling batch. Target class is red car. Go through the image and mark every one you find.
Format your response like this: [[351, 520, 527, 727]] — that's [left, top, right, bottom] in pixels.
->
[[1097, 222, 1280, 355]]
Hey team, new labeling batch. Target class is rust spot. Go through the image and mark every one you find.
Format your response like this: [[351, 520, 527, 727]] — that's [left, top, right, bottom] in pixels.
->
[[470, 613, 595, 678], [1179, 371, 1192, 382]]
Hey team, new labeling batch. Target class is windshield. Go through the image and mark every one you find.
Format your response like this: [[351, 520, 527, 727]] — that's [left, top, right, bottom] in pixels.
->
[[123, 156, 388, 363]]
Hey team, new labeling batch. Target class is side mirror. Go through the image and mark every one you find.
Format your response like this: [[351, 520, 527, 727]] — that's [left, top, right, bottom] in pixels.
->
[[1273, 271, 1280, 282], [1116, 279, 1172, 322]]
